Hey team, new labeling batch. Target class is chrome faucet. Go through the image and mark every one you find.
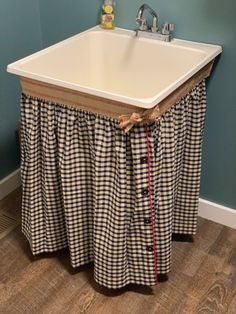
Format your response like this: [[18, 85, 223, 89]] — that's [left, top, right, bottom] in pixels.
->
[[136, 4, 158, 33], [135, 4, 174, 42]]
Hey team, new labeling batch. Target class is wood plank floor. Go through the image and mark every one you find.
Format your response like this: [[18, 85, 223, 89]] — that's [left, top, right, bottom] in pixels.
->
[[0, 188, 236, 314]]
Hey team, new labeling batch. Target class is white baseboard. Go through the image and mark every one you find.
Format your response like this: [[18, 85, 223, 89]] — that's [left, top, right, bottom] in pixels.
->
[[0, 168, 21, 200], [199, 198, 236, 229]]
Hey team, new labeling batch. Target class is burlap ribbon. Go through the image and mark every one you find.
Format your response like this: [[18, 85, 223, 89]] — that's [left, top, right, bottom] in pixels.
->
[[118, 105, 161, 133]]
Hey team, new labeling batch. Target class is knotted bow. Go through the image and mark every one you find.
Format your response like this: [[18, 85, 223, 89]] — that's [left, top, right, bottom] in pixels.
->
[[118, 105, 161, 133]]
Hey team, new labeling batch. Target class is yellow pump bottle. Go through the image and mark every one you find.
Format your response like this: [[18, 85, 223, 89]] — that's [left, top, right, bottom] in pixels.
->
[[100, 0, 115, 29]]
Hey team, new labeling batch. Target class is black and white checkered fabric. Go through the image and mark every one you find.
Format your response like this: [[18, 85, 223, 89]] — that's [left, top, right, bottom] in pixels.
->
[[20, 80, 206, 289]]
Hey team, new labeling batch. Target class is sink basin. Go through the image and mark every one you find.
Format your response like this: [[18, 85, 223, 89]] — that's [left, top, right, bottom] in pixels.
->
[[7, 26, 222, 109]]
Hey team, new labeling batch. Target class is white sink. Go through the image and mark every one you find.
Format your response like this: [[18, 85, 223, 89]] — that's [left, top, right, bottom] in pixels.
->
[[7, 26, 222, 109]]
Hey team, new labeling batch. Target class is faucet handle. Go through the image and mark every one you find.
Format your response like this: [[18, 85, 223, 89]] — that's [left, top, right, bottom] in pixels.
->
[[162, 23, 175, 35], [151, 16, 158, 33], [136, 18, 148, 31]]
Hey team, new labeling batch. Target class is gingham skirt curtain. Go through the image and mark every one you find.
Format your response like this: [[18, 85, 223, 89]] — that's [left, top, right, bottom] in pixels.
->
[[20, 81, 206, 289]]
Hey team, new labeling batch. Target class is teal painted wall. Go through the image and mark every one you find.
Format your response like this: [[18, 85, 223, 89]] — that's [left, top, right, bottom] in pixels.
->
[[38, 0, 100, 47], [0, 0, 42, 179], [1, 0, 236, 209]]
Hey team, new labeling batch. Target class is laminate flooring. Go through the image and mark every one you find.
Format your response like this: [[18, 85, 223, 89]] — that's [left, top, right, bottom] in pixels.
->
[[0, 188, 236, 314]]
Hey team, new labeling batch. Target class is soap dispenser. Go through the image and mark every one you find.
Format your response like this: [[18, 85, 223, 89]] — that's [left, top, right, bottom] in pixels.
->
[[100, 0, 115, 29]]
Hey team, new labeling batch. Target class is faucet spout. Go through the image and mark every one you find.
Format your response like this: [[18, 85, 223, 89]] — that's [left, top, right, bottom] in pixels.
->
[[136, 4, 158, 32]]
